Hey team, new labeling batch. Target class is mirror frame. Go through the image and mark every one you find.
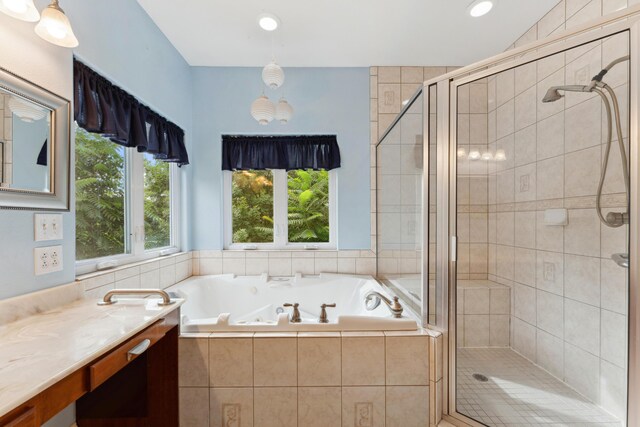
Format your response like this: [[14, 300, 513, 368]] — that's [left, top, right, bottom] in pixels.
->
[[0, 67, 70, 211]]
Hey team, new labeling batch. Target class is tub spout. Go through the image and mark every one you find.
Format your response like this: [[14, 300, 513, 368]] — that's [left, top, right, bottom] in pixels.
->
[[365, 292, 403, 318]]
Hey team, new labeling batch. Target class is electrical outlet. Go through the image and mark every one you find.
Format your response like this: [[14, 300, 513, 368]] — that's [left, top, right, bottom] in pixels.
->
[[34, 245, 63, 275], [34, 214, 63, 241]]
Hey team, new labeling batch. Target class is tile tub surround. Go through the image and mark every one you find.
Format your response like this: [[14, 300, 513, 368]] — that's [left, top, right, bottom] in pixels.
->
[[78, 252, 193, 299], [192, 250, 377, 277], [456, 280, 510, 348], [178, 329, 444, 427], [483, 30, 629, 419]]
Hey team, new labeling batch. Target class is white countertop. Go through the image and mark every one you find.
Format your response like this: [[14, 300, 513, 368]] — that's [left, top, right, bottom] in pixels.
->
[[0, 296, 183, 418]]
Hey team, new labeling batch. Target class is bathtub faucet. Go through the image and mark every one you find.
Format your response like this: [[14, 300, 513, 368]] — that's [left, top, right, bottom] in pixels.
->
[[364, 292, 404, 318], [283, 303, 301, 323]]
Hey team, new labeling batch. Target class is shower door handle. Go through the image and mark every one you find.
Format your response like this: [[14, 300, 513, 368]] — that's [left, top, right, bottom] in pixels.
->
[[451, 236, 457, 262]]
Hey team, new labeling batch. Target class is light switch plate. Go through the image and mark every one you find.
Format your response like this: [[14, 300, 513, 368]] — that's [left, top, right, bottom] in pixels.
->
[[34, 245, 63, 275], [34, 214, 63, 241]]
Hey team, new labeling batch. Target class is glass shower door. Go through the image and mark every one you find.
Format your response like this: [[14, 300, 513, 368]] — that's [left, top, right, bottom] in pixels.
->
[[453, 31, 630, 426]]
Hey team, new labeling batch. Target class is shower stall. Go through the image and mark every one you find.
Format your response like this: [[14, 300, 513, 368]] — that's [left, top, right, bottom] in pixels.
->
[[376, 8, 640, 427]]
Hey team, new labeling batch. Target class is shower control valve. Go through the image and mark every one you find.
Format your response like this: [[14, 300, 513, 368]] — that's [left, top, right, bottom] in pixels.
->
[[319, 303, 336, 323]]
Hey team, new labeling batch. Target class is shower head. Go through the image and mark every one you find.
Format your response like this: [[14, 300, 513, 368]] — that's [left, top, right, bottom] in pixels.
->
[[541, 85, 591, 103], [542, 88, 563, 103]]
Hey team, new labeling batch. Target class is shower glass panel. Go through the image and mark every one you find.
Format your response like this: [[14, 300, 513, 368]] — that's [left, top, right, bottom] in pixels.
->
[[455, 32, 630, 426], [377, 91, 424, 316], [428, 84, 438, 325]]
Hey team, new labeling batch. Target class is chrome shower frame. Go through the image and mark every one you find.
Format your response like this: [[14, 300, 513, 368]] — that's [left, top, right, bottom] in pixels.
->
[[418, 5, 640, 426]]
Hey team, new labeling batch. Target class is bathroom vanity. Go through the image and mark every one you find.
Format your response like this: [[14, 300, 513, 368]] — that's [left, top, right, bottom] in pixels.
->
[[0, 296, 183, 427]]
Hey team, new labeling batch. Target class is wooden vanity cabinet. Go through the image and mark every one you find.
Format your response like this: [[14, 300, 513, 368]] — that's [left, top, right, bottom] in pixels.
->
[[0, 309, 179, 427], [76, 309, 179, 426]]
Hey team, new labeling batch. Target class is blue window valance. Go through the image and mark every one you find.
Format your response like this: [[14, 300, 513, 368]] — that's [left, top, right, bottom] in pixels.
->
[[222, 135, 341, 171], [73, 59, 189, 166]]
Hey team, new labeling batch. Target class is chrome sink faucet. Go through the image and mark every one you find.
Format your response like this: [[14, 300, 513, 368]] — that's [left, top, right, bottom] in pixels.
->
[[283, 303, 301, 323], [365, 292, 404, 318]]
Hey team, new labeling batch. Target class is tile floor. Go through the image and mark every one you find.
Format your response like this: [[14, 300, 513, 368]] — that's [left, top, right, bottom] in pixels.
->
[[457, 348, 621, 426]]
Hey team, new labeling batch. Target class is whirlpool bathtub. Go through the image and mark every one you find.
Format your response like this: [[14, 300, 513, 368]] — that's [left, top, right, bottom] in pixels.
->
[[167, 273, 419, 332]]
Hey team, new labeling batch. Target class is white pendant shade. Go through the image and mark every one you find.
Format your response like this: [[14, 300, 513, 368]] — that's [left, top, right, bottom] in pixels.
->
[[275, 98, 293, 124], [262, 61, 284, 89], [0, 0, 39, 21], [9, 96, 46, 122], [35, 0, 78, 48], [251, 94, 275, 125]]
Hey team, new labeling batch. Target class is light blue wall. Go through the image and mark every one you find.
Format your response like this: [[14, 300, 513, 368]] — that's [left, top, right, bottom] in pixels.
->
[[190, 67, 370, 250], [0, 0, 192, 300]]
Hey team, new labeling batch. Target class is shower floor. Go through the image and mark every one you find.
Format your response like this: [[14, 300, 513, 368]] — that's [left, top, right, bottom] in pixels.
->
[[457, 348, 621, 426]]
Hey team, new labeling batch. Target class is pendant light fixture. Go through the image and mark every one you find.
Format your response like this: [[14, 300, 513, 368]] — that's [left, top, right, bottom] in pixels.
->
[[9, 96, 46, 122], [35, 0, 78, 48], [0, 0, 39, 22], [262, 60, 285, 89], [275, 97, 293, 124], [251, 94, 275, 125]]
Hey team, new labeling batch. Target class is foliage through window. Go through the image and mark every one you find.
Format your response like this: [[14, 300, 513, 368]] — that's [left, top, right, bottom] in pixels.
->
[[75, 127, 177, 267], [76, 127, 126, 260], [228, 169, 333, 248], [287, 170, 329, 243], [232, 170, 274, 243], [144, 153, 171, 249]]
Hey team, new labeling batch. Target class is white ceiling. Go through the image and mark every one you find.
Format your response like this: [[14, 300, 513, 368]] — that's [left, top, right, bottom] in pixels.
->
[[136, 0, 559, 67]]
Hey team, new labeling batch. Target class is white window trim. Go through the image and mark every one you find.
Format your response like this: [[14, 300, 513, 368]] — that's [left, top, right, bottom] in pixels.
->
[[75, 148, 181, 276], [224, 169, 337, 250]]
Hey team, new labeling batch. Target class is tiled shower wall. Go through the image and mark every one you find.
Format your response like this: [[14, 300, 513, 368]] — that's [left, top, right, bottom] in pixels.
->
[[0, 94, 13, 187], [485, 28, 629, 418], [509, 0, 640, 49], [371, 66, 458, 277], [456, 80, 490, 280]]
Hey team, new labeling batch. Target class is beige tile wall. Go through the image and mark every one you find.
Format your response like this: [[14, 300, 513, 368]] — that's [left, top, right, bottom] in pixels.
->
[[178, 329, 443, 427], [1, 94, 13, 186], [484, 1, 632, 417], [78, 252, 193, 298], [192, 250, 377, 277], [372, 66, 458, 279]]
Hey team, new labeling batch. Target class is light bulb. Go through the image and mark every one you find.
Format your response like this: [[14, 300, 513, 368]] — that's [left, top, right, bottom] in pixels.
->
[[457, 148, 466, 158], [34, 1, 78, 48], [468, 0, 494, 17], [481, 151, 493, 160], [0, 0, 39, 21], [495, 149, 506, 161], [468, 150, 481, 160], [4, 0, 26, 13], [258, 13, 280, 31], [44, 18, 67, 39]]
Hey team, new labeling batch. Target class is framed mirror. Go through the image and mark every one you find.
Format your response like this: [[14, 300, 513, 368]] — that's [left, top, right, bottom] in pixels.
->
[[0, 67, 70, 211]]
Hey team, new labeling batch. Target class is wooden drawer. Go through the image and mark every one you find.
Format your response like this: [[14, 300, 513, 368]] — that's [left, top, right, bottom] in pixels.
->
[[0, 407, 36, 427], [88, 311, 178, 391]]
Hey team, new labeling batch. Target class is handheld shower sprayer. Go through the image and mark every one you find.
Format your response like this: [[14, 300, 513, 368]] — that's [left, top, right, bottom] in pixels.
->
[[541, 56, 630, 268], [541, 56, 630, 230]]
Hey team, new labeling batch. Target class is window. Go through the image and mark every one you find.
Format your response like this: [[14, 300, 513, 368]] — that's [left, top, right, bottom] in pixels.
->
[[75, 128, 127, 260], [75, 127, 179, 273], [225, 169, 335, 249]]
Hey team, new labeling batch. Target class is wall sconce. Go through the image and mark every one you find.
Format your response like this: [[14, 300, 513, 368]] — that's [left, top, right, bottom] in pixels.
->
[[34, 0, 78, 48], [0, 0, 39, 22]]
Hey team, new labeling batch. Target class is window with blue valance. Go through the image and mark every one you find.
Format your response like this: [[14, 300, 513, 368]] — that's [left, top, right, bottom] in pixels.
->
[[221, 135, 341, 171], [73, 59, 189, 166]]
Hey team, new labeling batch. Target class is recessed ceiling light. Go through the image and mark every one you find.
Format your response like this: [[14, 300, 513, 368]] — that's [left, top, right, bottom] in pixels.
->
[[258, 13, 280, 31], [468, 0, 494, 17]]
